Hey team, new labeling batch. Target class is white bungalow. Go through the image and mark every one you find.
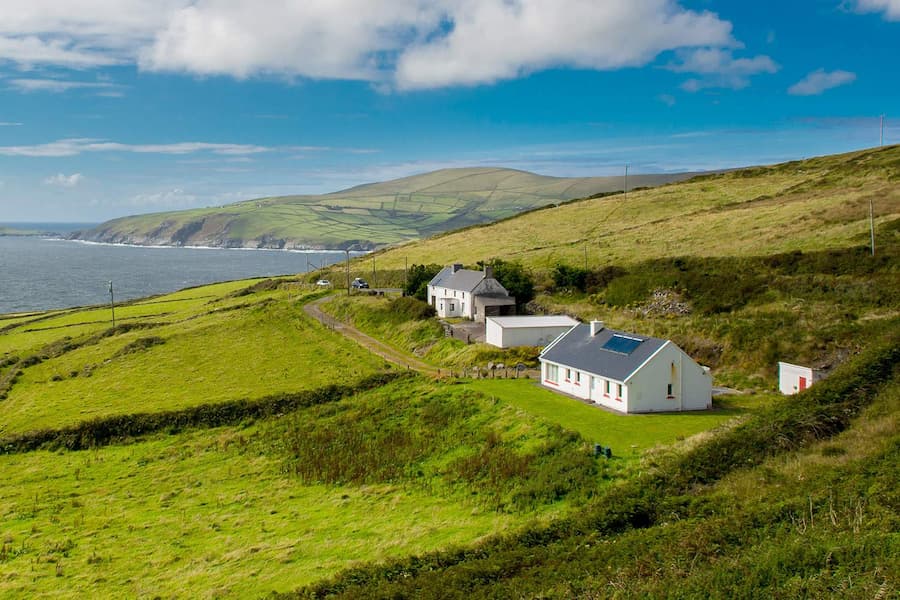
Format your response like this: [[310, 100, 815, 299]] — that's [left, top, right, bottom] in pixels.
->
[[539, 321, 712, 414], [485, 315, 579, 348], [778, 361, 824, 395], [427, 264, 516, 322]]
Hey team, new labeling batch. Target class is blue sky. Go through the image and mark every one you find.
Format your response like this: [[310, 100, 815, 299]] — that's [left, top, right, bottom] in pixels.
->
[[0, 0, 898, 222]]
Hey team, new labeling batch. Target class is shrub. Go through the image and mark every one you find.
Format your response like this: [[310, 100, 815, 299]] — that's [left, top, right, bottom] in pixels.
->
[[551, 263, 589, 292], [388, 297, 436, 321], [404, 264, 442, 301], [486, 260, 536, 308]]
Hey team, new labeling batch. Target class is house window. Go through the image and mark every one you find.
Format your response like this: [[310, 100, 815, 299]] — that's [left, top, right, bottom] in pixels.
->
[[574, 371, 581, 386], [565, 369, 571, 382], [545, 364, 559, 384], [616, 383, 623, 400], [604, 380, 610, 396], [667, 383, 673, 397], [450, 303, 455, 311]]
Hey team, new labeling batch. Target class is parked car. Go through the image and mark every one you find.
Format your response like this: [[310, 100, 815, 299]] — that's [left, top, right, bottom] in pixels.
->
[[351, 278, 369, 289], [315, 279, 331, 287]]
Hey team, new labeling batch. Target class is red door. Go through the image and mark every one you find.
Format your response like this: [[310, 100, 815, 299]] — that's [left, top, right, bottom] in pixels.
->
[[798, 376, 807, 391]]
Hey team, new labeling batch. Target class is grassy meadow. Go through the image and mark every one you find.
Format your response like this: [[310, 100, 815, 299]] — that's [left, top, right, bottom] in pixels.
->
[[0, 375, 638, 598], [0, 279, 389, 435]]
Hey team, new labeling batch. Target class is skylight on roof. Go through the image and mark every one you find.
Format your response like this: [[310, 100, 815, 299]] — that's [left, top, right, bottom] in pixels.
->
[[601, 334, 643, 355]]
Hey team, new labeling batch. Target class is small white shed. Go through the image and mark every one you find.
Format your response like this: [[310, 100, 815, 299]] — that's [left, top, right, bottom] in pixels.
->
[[485, 316, 579, 348], [778, 361, 824, 395]]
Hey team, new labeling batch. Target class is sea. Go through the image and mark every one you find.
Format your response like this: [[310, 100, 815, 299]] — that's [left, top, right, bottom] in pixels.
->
[[0, 223, 355, 314]]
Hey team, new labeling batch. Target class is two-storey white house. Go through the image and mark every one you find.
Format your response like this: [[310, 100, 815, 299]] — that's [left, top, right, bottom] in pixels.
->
[[539, 321, 712, 414], [426, 264, 516, 322]]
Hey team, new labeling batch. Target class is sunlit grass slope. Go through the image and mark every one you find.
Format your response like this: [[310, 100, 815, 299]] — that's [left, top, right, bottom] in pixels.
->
[[369, 145, 900, 269], [0, 377, 617, 598], [0, 278, 387, 435], [75, 167, 688, 250]]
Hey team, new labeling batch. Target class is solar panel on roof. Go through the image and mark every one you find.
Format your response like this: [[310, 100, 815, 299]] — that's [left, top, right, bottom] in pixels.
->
[[601, 334, 643, 354]]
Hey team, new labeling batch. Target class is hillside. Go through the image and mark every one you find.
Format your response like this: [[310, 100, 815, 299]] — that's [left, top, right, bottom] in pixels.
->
[[367, 145, 900, 269], [1, 146, 898, 597], [0, 278, 761, 597], [70, 167, 689, 250]]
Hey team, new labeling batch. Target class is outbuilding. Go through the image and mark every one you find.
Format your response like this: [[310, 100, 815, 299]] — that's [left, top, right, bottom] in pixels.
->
[[539, 321, 712, 414], [778, 361, 824, 395], [485, 315, 579, 348]]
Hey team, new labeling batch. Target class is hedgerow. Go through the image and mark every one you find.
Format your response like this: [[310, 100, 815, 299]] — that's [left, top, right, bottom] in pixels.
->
[[0, 371, 407, 454]]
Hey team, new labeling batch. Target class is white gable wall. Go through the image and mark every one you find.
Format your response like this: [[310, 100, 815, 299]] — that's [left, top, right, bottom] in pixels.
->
[[626, 343, 712, 413], [778, 362, 821, 395]]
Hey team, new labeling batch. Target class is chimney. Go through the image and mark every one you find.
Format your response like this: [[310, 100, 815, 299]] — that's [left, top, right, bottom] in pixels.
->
[[483, 265, 494, 279], [590, 320, 604, 336], [451, 263, 463, 273]]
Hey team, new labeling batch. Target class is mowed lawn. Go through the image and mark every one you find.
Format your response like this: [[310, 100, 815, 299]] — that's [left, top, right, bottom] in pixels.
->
[[464, 379, 775, 455], [0, 425, 516, 599], [1, 281, 388, 434]]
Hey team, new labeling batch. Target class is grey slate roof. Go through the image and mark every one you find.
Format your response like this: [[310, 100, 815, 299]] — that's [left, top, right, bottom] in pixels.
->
[[429, 266, 498, 293], [540, 324, 667, 382]]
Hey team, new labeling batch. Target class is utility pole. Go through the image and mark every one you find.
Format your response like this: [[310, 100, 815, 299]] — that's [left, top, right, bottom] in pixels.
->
[[345, 250, 351, 295], [404, 257, 408, 290], [108, 280, 116, 328], [372, 255, 376, 288], [869, 198, 876, 256], [583, 242, 588, 272]]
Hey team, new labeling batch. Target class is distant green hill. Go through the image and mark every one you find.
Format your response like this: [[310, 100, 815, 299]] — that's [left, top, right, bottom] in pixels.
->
[[71, 167, 690, 250]]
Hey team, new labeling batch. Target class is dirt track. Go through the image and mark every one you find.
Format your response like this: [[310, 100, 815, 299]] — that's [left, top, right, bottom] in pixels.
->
[[303, 295, 441, 377]]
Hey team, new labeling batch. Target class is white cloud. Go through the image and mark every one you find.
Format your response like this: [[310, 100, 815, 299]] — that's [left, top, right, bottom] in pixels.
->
[[854, 0, 900, 20], [43, 172, 85, 187], [0, 0, 758, 90], [8, 78, 125, 95], [670, 48, 778, 91], [0, 35, 122, 68], [127, 187, 198, 209], [394, 0, 734, 89], [139, 0, 438, 80], [788, 69, 856, 96], [0, 138, 271, 157], [658, 94, 676, 106], [0, 121, 23, 126]]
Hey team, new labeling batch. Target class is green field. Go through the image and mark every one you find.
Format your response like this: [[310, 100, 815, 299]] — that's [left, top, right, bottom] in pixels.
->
[[0, 279, 388, 435], [74, 167, 689, 250], [464, 379, 774, 454], [0, 423, 517, 598]]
